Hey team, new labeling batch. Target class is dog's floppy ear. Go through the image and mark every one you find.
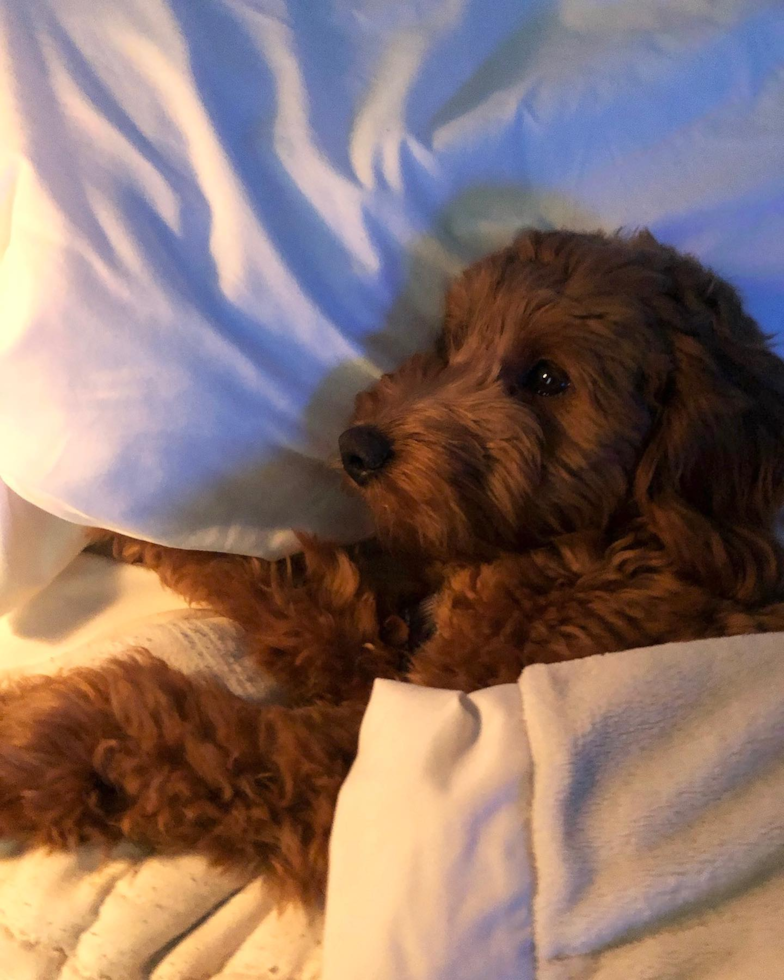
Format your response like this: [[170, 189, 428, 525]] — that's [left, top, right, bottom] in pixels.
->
[[438, 241, 527, 358], [437, 273, 470, 358], [438, 263, 486, 358], [633, 235, 784, 602]]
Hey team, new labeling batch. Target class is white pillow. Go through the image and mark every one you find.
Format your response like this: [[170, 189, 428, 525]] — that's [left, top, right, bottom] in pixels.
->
[[1, 0, 782, 558]]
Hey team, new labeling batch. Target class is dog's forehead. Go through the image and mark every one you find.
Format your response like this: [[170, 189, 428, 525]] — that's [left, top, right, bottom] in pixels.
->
[[453, 250, 650, 364]]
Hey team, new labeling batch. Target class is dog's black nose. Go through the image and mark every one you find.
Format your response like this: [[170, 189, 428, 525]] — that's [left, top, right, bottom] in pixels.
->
[[339, 425, 393, 485]]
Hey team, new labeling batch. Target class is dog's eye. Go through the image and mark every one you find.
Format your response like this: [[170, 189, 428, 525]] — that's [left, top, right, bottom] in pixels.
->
[[527, 361, 570, 396], [501, 360, 571, 398]]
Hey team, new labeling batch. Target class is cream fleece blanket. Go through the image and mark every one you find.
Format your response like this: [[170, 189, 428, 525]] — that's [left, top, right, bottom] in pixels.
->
[[324, 633, 784, 979]]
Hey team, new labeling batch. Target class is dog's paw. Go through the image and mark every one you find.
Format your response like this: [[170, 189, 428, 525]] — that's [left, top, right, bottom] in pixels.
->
[[245, 538, 401, 699], [262, 543, 377, 639], [0, 675, 127, 848]]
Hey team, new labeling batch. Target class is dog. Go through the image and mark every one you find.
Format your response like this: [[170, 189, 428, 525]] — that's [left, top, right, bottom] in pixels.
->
[[2, 228, 784, 905]]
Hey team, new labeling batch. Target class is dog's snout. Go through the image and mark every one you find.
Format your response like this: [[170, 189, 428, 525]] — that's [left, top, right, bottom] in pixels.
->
[[339, 425, 393, 485]]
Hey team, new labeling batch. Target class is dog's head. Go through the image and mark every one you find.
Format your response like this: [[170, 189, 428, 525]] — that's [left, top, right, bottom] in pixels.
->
[[340, 230, 784, 598]]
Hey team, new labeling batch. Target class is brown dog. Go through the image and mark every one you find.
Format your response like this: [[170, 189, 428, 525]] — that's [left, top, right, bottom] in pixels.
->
[[2, 228, 784, 905]]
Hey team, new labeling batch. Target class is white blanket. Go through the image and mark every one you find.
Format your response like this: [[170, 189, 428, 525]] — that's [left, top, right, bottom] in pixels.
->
[[1, 0, 782, 569]]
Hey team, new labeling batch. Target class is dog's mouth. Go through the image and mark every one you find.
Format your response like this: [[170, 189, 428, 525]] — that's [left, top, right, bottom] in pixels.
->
[[336, 410, 541, 561]]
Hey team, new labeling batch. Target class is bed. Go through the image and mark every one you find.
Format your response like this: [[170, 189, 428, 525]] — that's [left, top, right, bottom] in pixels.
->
[[1, 0, 783, 977]]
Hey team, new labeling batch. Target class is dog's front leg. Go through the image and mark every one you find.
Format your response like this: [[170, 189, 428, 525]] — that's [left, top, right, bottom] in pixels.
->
[[0, 654, 363, 903], [100, 534, 404, 705]]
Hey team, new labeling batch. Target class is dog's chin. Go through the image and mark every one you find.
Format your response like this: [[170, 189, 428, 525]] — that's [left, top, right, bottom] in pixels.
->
[[378, 528, 492, 564], [353, 482, 512, 562]]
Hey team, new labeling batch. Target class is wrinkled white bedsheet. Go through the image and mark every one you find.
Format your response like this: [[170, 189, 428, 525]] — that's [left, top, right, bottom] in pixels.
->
[[1, 0, 782, 567]]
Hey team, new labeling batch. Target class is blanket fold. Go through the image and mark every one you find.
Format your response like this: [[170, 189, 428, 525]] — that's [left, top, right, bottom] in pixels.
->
[[324, 634, 784, 980]]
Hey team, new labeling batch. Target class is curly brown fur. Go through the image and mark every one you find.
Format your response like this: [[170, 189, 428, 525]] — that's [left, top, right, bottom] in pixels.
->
[[4, 228, 784, 906]]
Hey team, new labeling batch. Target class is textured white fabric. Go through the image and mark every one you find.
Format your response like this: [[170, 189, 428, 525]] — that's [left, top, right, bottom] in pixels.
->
[[0, 553, 322, 980], [324, 635, 784, 979], [1, 0, 782, 567], [0, 552, 191, 674]]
